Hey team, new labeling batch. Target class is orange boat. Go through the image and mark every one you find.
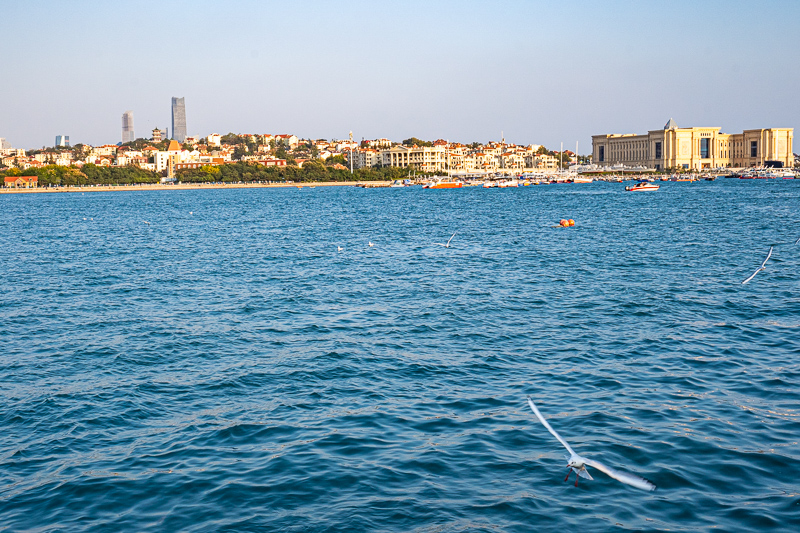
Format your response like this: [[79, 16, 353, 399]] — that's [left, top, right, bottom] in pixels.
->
[[423, 181, 463, 189]]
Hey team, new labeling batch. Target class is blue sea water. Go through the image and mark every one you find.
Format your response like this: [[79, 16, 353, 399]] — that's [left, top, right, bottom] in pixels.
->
[[1, 180, 799, 532]]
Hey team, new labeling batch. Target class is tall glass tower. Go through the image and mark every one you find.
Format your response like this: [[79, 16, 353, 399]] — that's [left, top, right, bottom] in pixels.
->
[[171, 97, 187, 142], [122, 111, 135, 143]]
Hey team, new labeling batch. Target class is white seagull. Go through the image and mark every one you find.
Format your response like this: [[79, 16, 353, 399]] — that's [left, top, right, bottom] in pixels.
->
[[526, 397, 656, 491], [741, 246, 773, 284], [433, 232, 457, 248], [368, 241, 375, 247], [143, 221, 151, 225], [337, 246, 343, 252]]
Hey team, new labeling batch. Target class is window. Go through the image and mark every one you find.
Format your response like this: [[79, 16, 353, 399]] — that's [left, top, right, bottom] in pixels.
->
[[700, 138, 710, 159], [655, 142, 662, 159], [599, 146, 604, 162], [750, 141, 757, 158]]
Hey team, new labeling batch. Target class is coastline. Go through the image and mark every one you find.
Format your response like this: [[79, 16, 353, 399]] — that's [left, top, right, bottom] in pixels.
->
[[0, 181, 392, 194]]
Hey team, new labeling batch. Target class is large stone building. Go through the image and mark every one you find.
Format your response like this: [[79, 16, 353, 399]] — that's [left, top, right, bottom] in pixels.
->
[[592, 119, 794, 170], [381, 145, 447, 173]]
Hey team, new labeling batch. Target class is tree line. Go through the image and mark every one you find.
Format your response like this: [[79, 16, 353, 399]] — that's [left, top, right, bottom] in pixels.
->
[[1, 164, 160, 186], [177, 161, 426, 183], [1, 161, 428, 186]]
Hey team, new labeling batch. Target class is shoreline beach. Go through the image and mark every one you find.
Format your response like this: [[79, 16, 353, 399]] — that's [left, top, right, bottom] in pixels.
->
[[0, 181, 392, 194]]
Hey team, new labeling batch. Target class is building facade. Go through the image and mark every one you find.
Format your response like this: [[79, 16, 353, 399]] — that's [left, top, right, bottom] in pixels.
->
[[592, 119, 794, 170], [55, 135, 70, 147], [122, 111, 134, 143], [171, 97, 187, 142], [381, 145, 447, 172]]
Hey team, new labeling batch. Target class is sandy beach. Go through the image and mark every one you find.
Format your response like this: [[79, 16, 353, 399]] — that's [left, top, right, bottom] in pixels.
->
[[0, 181, 392, 194]]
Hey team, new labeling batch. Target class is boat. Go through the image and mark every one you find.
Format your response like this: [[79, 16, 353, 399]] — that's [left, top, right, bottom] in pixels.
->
[[423, 180, 463, 189], [625, 181, 660, 192]]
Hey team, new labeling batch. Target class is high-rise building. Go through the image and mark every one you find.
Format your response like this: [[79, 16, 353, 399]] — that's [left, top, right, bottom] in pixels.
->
[[122, 111, 135, 143], [55, 135, 70, 147], [171, 97, 187, 142], [0, 138, 9, 150]]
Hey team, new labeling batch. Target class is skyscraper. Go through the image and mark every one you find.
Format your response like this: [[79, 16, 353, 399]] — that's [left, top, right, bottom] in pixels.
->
[[55, 135, 70, 147], [122, 111, 135, 143], [171, 97, 187, 142]]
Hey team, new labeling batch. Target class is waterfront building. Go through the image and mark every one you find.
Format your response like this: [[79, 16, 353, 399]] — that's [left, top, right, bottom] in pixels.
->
[[523, 153, 558, 171], [171, 97, 187, 142], [380, 145, 447, 173], [4, 175, 38, 188], [55, 135, 70, 147], [122, 111, 134, 143], [350, 148, 381, 169], [592, 119, 794, 170]]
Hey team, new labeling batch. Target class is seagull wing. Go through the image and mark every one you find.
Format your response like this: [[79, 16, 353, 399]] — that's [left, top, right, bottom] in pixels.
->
[[795, 236, 800, 245], [741, 267, 762, 285], [583, 458, 656, 491], [527, 397, 576, 457], [759, 246, 773, 269], [433, 242, 445, 247], [446, 232, 457, 246]]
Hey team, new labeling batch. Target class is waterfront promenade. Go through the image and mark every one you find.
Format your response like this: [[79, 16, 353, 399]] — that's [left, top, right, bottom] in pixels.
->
[[0, 180, 392, 194]]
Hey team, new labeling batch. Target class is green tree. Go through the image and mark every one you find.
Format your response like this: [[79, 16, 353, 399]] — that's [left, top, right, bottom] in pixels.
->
[[402, 137, 433, 147]]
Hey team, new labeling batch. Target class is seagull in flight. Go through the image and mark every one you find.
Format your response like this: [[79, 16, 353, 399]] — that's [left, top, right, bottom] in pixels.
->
[[143, 221, 151, 225], [433, 232, 457, 248], [368, 241, 375, 247], [526, 397, 656, 491], [337, 246, 343, 252], [741, 246, 773, 284]]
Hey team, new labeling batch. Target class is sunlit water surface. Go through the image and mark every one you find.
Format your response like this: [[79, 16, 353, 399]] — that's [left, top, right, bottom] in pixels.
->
[[1, 180, 799, 532]]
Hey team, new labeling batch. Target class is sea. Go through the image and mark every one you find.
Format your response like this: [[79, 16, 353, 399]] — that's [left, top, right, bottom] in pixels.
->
[[1, 180, 798, 532]]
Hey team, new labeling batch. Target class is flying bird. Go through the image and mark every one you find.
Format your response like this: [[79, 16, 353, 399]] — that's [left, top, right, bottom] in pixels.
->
[[433, 232, 457, 248], [741, 246, 773, 284], [368, 241, 375, 247], [337, 246, 343, 252], [526, 397, 656, 491]]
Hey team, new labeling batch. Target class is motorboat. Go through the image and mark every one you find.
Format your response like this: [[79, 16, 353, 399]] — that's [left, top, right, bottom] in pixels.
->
[[625, 181, 660, 192], [423, 180, 463, 189]]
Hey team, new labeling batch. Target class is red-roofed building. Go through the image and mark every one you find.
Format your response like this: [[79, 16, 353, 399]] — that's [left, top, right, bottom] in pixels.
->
[[4, 175, 38, 188]]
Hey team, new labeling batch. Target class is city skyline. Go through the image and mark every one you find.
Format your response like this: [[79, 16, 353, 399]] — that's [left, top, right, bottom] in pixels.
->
[[3, 0, 799, 151]]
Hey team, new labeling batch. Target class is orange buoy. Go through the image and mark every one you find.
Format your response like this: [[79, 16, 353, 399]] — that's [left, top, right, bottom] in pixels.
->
[[559, 219, 568, 227], [568, 219, 575, 226]]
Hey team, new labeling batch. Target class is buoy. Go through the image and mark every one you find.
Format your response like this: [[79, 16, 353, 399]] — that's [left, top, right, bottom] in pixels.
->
[[559, 219, 569, 227], [568, 219, 575, 226]]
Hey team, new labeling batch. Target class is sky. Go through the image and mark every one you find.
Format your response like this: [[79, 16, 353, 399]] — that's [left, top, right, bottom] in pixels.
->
[[3, 0, 799, 152]]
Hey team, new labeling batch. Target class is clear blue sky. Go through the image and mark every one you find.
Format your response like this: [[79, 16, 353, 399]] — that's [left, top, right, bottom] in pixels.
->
[[3, 0, 798, 152]]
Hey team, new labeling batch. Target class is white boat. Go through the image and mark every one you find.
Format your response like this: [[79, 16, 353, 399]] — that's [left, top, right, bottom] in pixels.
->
[[625, 181, 660, 192]]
